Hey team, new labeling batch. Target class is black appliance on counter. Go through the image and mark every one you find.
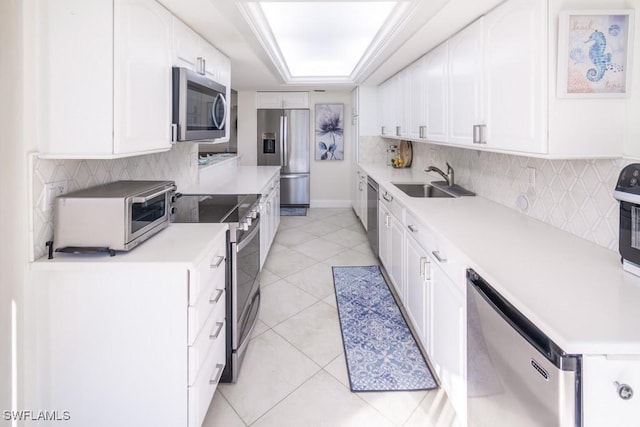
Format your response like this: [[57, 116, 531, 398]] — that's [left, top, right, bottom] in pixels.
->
[[614, 163, 640, 277], [173, 193, 261, 383]]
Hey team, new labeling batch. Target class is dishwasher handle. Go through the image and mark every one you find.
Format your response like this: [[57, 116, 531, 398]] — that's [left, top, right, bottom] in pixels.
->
[[467, 269, 579, 372]]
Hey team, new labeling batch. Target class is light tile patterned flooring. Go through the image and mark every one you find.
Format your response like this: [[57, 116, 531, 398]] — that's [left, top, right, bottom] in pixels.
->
[[203, 208, 458, 427]]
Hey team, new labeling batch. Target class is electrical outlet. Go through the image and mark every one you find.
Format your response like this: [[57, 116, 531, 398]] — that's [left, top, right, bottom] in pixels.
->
[[527, 167, 536, 189], [43, 181, 68, 212]]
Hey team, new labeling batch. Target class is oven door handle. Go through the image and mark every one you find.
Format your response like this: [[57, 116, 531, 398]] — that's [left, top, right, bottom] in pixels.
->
[[237, 221, 260, 252], [131, 186, 176, 203]]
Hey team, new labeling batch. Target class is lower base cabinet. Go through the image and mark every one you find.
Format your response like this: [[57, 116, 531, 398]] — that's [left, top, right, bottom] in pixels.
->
[[30, 231, 227, 427], [260, 175, 280, 269]]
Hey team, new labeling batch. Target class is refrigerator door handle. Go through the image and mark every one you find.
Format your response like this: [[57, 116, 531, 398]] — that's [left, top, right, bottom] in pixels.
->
[[282, 115, 289, 167], [279, 116, 285, 166], [280, 174, 307, 179]]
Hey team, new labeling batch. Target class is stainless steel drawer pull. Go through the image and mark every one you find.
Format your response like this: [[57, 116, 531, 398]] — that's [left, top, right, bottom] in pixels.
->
[[209, 321, 224, 339], [209, 289, 224, 304], [210, 256, 225, 269], [383, 193, 393, 203], [408, 225, 419, 233], [432, 251, 447, 263], [209, 363, 225, 385]]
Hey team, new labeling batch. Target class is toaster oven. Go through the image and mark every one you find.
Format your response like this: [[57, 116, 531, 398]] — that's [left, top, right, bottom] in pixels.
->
[[54, 180, 176, 253], [614, 164, 640, 276]]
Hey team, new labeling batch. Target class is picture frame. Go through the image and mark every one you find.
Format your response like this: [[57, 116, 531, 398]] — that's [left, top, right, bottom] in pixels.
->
[[315, 103, 344, 161], [557, 10, 634, 98]]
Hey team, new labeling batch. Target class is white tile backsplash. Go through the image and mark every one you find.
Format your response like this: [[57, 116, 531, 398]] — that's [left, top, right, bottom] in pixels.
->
[[31, 143, 198, 260], [363, 137, 627, 251]]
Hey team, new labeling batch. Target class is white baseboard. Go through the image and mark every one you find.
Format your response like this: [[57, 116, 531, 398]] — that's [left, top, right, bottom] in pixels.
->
[[310, 200, 353, 208]]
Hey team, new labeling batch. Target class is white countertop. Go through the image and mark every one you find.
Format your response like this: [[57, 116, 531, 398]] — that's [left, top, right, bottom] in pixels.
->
[[360, 162, 640, 355], [183, 165, 281, 195], [32, 224, 228, 270]]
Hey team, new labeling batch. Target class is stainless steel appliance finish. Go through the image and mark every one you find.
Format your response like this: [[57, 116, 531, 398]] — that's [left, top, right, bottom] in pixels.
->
[[257, 109, 310, 206], [367, 176, 379, 257], [613, 163, 640, 276], [173, 193, 261, 383], [467, 269, 582, 427], [54, 180, 176, 252], [172, 67, 227, 142]]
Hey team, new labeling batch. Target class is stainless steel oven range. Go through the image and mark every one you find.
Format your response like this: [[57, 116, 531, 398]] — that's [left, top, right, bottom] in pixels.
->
[[173, 193, 261, 383]]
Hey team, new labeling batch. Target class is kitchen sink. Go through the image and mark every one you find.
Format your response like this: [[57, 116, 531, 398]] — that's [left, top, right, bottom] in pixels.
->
[[392, 183, 456, 198]]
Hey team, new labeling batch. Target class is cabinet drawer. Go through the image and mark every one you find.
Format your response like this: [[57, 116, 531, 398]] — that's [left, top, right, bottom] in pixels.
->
[[379, 187, 405, 221], [188, 297, 226, 385], [189, 236, 226, 306], [188, 334, 226, 427], [405, 211, 467, 289], [188, 276, 225, 345]]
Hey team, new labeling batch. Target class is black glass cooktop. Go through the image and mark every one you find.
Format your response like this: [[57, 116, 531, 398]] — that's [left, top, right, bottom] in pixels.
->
[[173, 193, 260, 224]]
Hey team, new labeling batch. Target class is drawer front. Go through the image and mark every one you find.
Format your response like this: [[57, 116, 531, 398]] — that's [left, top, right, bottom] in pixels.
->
[[188, 276, 225, 345], [188, 296, 226, 385], [379, 187, 405, 221], [189, 235, 226, 306], [405, 211, 467, 290], [188, 333, 226, 427]]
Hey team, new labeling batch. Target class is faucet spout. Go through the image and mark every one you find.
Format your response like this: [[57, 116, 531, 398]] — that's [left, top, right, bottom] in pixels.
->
[[424, 162, 455, 186]]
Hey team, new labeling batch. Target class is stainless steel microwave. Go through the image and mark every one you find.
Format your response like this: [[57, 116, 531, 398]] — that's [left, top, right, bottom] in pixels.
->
[[172, 67, 227, 142], [54, 181, 176, 252]]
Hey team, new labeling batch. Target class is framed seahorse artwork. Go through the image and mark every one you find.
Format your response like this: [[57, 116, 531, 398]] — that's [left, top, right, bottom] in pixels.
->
[[558, 10, 634, 97]]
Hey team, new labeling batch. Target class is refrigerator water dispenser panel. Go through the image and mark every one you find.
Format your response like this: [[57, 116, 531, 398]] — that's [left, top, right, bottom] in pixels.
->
[[263, 133, 276, 154]]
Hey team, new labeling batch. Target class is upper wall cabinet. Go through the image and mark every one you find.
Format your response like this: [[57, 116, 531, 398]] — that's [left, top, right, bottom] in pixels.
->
[[377, 0, 627, 159], [38, 0, 173, 158], [256, 92, 309, 109], [172, 18, 231, 89]]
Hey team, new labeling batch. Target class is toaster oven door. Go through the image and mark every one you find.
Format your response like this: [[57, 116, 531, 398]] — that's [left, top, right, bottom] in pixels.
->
[[126, 189, 172, 245]]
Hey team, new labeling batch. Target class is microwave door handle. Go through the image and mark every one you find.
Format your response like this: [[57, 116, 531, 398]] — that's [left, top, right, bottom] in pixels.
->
[[131, 186, 176, 203], [211, 93, 227, 130]]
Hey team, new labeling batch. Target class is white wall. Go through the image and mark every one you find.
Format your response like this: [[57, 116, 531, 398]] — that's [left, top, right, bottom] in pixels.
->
[[0, 0, 29, 415], [237, 90, 353, 207]]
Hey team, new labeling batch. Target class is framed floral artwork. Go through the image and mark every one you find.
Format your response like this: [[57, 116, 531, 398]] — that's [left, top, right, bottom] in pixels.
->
[[315, 103, 344, 160], [557, 10, 634, 97]]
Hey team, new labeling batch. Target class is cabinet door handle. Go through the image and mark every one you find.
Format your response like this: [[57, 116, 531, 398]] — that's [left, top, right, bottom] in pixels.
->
[[209, 363, 225, 385], [396, 126, 401, 136], [209, 321, 224, 339], [408, 225, 418, 233], [419, 125, 426, 139], [473, 124, 487, 144], [432, 250, 447, 263], [210, 255, 225, 269], [419, 257, 426, 279], [209, 289, 224, 304], [381, 126, 386, 135], [385, 213, 391, 228], [383, 193, 393, 203]]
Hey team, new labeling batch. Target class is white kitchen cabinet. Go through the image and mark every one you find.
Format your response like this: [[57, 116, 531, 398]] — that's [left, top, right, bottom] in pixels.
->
[[38, 0, 173, 158], [354, 167, 368, 230], [406, 58, 426, 140], [448, 19, 483, 146], [31, 226, 227, 427], [256, 92, 310, 109], [424, 42, 449, 143], [378, 188, 404, 298], [583, 355, 640, 427], [377, 76, 398, 137], [260, 175, 281, 269], [481, 0, 546, 153], [405, 232, 431, 351]]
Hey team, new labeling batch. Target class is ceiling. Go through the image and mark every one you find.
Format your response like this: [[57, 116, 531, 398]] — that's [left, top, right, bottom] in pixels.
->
[[157, 0, 505, 92]]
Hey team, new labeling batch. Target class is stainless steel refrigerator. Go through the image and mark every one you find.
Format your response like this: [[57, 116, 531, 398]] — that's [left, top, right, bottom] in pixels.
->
[[257, 109, 310, 207]]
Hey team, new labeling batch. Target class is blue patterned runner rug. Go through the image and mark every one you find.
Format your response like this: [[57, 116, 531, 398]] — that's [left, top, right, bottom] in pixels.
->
[[332, 265, 438, 392]]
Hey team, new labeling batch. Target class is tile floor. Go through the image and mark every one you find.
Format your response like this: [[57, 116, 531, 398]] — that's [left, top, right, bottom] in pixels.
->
[[203, 208, 459, 427]]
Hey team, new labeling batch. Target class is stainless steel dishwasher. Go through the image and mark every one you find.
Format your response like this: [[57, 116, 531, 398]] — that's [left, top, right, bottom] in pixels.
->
[[467, 269, 582, 427], [366, 176, 379, 257]]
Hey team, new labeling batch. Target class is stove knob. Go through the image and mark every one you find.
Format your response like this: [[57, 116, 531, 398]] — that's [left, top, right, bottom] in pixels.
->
[[249, 210, 258, 219], [170, 207, 176, 215], [240, 221, 250, 231]]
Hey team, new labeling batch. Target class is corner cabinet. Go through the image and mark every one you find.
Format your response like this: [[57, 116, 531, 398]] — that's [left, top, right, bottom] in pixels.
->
[[37, 0, 173, 158], [30, 226, 228, 427]]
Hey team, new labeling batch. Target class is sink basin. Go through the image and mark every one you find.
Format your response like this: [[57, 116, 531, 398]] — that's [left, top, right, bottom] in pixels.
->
[[392, 183, 455, 198]]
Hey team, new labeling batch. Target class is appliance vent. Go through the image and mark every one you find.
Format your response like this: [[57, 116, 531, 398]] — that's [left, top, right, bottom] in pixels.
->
[[530, 358, 549, 381]]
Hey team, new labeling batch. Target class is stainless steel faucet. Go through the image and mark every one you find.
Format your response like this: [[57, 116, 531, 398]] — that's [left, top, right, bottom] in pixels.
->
[[425, 162, 455, 186]]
